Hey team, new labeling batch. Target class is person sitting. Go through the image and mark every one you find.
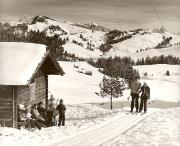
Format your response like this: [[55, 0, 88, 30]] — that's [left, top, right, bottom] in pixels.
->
[[30, 104, 46, 127], [17, 104, 27, 129], [25, 108, 42, 130], [37, 101, 48, 122], [56, 99, 66, 126]]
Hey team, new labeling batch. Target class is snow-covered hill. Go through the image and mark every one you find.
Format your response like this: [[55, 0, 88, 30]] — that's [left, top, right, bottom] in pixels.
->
[[105, 32, 180, 59], [49, 61, 104, 104], [109, 46, 180, 61], [27, 16, 107, 50], [3, 15, 180, 60]]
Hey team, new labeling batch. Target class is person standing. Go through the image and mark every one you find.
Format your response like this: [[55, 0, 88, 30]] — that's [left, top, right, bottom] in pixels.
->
[[56, 99, 66, 126], [139, 82, 150, 113], [130, 76, 141, 113], [46, 98, 54, 127]]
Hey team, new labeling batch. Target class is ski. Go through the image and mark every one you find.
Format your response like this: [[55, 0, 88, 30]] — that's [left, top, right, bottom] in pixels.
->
[[141, 112, 147, 115]]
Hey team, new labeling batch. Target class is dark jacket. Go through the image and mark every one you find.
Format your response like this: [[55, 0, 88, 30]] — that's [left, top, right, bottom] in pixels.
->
[[30, 107, 42, 120], [37, 106, 46, 119], [131, 81, 141, 94], [140, 85, 150, 99], [56, 104, 66, 115]]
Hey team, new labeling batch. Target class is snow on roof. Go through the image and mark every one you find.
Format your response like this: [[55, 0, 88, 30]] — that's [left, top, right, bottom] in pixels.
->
[[0, 42, 47, 85]]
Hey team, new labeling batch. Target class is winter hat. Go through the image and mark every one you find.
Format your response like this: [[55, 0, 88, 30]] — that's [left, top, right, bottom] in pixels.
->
[[19, 104, 25, 110], [38, 101, 43, 105]]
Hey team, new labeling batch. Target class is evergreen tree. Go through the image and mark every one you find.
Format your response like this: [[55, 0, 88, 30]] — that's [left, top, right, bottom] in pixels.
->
[[99, 76, 125, 109]]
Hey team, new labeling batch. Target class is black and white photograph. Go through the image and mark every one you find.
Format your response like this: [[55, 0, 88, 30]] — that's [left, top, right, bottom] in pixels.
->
[[0, 0, 180, 146]]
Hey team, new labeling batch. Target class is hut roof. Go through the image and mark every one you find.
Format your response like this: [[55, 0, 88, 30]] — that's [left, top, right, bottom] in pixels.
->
[[0, 42, 64, 85]]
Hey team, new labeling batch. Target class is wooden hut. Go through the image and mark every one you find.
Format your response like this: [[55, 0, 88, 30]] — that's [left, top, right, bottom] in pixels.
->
[[0, 42, 64, 127]]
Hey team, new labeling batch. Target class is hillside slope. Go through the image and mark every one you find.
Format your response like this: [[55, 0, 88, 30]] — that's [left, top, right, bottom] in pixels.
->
[[3, 15, 180, 60], [49, 61, 180, 103]]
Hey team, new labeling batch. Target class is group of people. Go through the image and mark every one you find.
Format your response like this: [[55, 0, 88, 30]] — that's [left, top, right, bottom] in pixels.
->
[[130, 76, 150, 113], [18, 98, 66, 130]]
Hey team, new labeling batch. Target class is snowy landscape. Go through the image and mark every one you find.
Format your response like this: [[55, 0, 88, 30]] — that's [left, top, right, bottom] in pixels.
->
[[0, 5, 180, 146]]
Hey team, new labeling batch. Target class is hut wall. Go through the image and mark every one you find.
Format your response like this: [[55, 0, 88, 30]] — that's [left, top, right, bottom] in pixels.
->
[[34, 70, 46, 103], [17, 86, 29, 105], [0, 85, 13, 127], [16, 70, 46, 106]]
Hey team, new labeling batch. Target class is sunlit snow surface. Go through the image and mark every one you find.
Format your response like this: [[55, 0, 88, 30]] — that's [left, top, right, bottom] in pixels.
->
[[0, 107, 179, 146], [49, 62, 180, 103], [103, 108, 180, 146], [0, 42, 47, 85]]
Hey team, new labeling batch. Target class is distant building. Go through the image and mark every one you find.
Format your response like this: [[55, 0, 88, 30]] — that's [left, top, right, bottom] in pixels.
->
[[0, 42, 64, 127]]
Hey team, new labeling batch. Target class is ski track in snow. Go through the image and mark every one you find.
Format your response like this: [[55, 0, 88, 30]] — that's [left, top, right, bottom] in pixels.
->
[[41, 109, 155, 146], [103, 108, 180, 146]]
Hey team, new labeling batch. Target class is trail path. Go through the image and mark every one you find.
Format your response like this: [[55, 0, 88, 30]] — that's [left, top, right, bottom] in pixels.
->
[[44, 109, 155, 146]]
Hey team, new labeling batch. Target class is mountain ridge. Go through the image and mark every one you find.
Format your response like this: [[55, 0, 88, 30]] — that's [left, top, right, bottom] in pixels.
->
[[1, 15, 180, 60]]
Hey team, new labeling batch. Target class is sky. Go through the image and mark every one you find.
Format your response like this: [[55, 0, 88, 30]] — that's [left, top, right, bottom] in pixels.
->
[[0, 0, 180, 33]]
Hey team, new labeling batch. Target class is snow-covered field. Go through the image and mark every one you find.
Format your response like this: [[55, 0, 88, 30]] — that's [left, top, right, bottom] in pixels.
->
[[49, 61, 180, 104], [49, 61, 104, 104], [49, 61, 133, 104], [1, 61, 180, 146], [134, 64, 180, 102]]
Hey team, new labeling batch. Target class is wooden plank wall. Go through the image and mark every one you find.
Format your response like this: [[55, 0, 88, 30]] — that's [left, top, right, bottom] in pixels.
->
[[17, 86, 29, 105], [34, 70, 46, 103], [0, 85, 13, 127], [16, 70, 46, 106]]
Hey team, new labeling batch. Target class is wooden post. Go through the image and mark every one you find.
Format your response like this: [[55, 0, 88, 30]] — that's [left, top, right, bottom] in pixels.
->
[[45, 74, 48, 108], [12, 86, 16, 128], [110, 86, 113, 110]]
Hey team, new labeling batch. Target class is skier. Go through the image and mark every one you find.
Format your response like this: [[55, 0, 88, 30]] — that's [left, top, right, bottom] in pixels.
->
[[139, 82, 150, 113], [56, 99, 66, 126], [130, 76, 141, 113]]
